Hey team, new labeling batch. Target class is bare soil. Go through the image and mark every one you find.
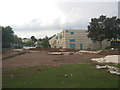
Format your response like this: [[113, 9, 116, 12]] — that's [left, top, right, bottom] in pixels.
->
[[98, 50, 120, 55], [2, 48, 108, 69]]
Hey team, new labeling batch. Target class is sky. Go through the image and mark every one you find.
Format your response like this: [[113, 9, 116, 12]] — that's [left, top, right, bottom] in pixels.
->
[[0, 0, 119, 39]]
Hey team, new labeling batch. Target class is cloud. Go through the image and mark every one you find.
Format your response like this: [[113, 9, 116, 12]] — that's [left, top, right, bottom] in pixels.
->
[[10, 2, 118, 38], [14, 29, 60, 39], [13, 7, 88, 31], [13, 18, 62, 31], [14, 2, 117, 30]]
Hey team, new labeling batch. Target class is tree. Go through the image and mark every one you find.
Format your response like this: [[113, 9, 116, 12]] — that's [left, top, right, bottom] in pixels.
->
[[13, 35, 22, 44], [2, 26, 22, 48], [87, 15, 120, 49], [38, 38, 42, 42], [103, 17, 120, 41], [104, 17, 120, 49], [2, 26, 15, 48], [31, 36, 37, 42], [87, 15, 106, 49], [116, 18, 120, 39], [25, 40, 34, 46], [41, 36, 50, 48], [104, 17, 116, 41]]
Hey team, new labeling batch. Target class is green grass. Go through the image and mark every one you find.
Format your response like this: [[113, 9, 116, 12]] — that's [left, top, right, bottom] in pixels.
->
[[3, 63, 119, 88]]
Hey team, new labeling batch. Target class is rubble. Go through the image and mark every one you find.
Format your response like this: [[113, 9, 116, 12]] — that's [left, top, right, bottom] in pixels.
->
[[48, 52, 75, 55], [48, 50, 102, 55], [23, 46, 36, 50], [48, 51, 83, 55], [48, 52, 63, 55], [13, 49, 23, 52], [96, 65, 107, 69], [91, 55, 120, 64], [95, 65, 120, 75], [63, 52, 74, 55], [78, 50, 102, 54], [75, 52, 83, 55]]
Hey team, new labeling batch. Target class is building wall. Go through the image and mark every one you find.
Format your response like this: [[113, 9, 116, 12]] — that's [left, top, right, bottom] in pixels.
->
[[49, 29, 110, 50], [49, 36, 57, 48], [49, 30, 66, 48]]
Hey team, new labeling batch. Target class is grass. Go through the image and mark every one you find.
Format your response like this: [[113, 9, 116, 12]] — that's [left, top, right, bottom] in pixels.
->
[[2, 63, 119, 88]]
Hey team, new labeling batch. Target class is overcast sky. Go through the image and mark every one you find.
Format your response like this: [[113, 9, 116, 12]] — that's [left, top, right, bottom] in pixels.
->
[[0, 0, 119, 39]]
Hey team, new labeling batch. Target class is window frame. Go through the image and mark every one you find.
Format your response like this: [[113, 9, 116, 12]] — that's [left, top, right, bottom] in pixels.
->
[[70, 32, 74, 35], [69, 39, 76, 42]]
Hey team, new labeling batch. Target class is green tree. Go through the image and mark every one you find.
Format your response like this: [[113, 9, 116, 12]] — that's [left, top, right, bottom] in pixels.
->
[[87, 15, 106, 49], [41, 36, 50, 48], [87, 15, 120, 49], [2, 26, 15, 48], [25, 40, 34, 46], [31, 36, 37, 42], [1, 26, 23, 48], [13, 35, 22, 44], [104, 17, 120, 41]]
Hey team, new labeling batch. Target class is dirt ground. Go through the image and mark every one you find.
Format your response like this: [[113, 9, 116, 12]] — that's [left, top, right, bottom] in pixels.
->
[[2, 49, 119, 69]]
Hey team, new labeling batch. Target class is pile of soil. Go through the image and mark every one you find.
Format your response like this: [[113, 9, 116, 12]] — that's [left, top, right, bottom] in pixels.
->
[[29, 48, 79, 52], [2, 49, 29, 60]]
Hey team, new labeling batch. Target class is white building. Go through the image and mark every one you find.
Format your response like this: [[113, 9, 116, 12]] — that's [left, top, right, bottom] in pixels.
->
[[49, 29, 110, 50]]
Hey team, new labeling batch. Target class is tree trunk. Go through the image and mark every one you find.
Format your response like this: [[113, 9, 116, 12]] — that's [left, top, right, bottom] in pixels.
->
[[99, 41, 102, 50]]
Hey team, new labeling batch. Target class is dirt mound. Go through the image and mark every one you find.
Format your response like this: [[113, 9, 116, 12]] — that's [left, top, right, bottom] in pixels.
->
[[2, 50, 29, 60], [2, 48, 12, 53], [29, 48, 59, 51], [98, 50, 120, 55], [29, 48, 79, 52]]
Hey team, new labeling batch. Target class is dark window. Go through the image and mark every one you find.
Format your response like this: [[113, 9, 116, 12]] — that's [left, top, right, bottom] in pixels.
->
[[92, 40, 96, 43], [60, 35, 62, 39], [70, 43, 75, 49], [56, 36, 58, 39], [70, 39, 75, 42], [54, 40, 56, 44], [70, 32, 74, 35]]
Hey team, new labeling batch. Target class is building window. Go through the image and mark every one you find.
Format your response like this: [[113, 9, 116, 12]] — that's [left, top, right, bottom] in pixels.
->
[[92, 40, 97, 43], [54, 40, 56, 44], [56, 36, 58, 39], [70, 32, 74, 35], [60, 35, 62, 39], [70, 43, 75, 49], [70, 39, 75, 42]]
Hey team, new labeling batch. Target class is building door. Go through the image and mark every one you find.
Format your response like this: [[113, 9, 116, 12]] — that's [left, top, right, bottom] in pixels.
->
[[70, 43, 75, 49], [80, 43, 83, 50]]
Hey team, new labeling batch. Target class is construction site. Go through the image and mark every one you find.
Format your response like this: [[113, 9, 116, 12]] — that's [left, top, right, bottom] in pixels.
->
[[2, 48, 120, 69], [2, 48, 120, 88]]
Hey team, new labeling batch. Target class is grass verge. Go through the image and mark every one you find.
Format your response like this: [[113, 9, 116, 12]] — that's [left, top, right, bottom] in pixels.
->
[[2, 63, 119, 88]]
